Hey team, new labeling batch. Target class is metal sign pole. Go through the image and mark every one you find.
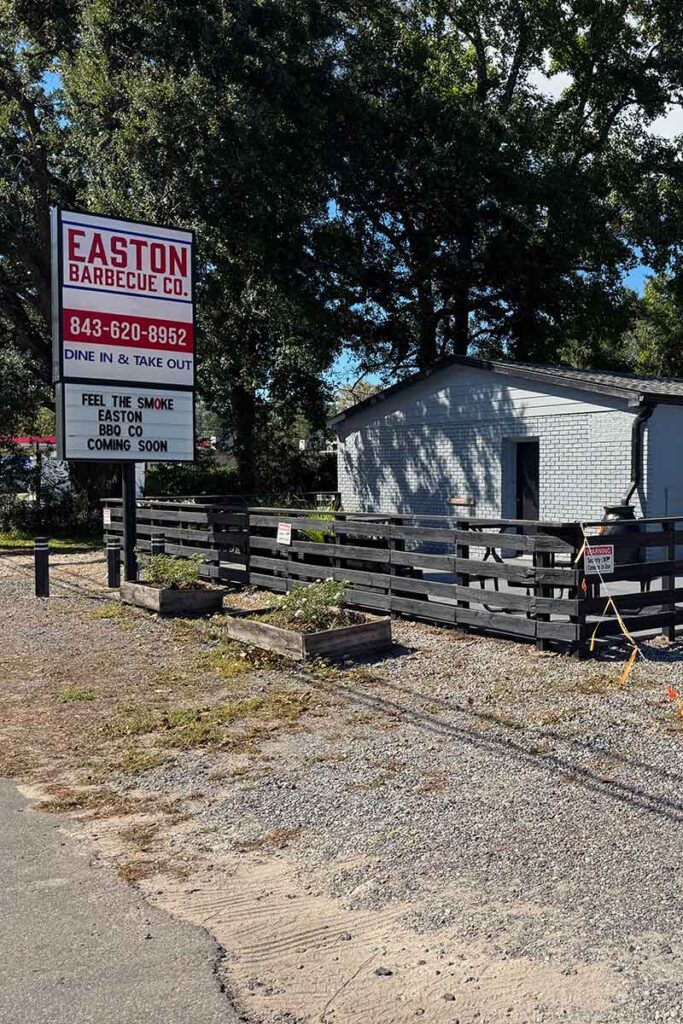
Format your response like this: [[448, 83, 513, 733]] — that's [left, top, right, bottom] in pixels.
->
[[121, 463, 138, 582]]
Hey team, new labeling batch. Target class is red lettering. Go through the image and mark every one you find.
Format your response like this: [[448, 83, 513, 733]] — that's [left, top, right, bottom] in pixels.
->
[[149, 242, 166, 273], [88, 233, 109, 265], [110, 235, 127, 268], [67, 228, 86, 262], [169, 246, 188, 278], [69, 263, 80, 281], [128, 238, 148, 269]]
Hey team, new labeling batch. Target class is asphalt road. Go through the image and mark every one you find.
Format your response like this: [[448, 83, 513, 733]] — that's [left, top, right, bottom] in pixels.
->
[[0, 780, 240, 1024]]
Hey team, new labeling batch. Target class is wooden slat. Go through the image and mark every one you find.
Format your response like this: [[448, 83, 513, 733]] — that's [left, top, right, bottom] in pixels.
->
[[455, 530, 576, 554], [390, 595, 456, 623], [391, 577, 457, 600], [457, 607, 537, 637], [456, 558, 577, 586], [344, 589, 391, 613], [388, 525, 455, 543], [333, 521, 390, 539], [582, 530, 678, 550], [391, 550, 455, 571], [581, 588, 683, 613], [590, 608, 683, 638]]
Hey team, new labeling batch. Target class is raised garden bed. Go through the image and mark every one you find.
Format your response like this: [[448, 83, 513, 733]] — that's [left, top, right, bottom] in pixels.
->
[[226, 608, 392, 662], [121, 581, 225, 615]]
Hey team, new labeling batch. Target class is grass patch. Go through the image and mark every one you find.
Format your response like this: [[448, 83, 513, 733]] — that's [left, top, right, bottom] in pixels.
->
[[120, 748, 166, 776], [0, 530, 100, 552], [59, 687, 96, 702], [153, 666, 188, 685], [105, 690, 315, 750], [117, 857, 190, 884], [90, 602, 128, 622], [194, 641, 254, 680]]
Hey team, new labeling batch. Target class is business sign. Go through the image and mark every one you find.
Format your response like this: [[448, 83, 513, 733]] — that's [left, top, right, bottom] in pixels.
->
[[52, 209, 194, 387], [56, 383, 194, 462], [584, 544, 615, 576], [51, 207, 195, 463]]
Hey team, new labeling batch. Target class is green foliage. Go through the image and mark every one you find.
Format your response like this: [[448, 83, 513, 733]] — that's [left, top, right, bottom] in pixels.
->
[[266, 578, 351, 632], [300, 507, 336, 544], [0, 489, 101, 537], [623, 274, 683, 377], [140, 553, 203, 588]]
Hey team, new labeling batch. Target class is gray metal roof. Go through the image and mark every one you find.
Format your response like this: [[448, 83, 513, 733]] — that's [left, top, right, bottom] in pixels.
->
[[329, 354, 683, 426]]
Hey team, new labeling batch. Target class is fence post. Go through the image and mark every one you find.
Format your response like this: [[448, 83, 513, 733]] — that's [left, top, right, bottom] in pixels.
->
[[535, 538, 553, 652], [34, 536, 49, 598], [663, 518, 676, 642], [150, 534, 166, 558], [107, 537, 121, 589], [455, 518, 469, 630]]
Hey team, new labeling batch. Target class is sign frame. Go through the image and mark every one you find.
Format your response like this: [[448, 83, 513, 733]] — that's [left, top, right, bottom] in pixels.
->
[[51, 206, 197, 463]]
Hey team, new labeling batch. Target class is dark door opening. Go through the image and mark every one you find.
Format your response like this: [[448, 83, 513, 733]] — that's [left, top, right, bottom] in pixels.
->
[[515, 441, 539, 520]]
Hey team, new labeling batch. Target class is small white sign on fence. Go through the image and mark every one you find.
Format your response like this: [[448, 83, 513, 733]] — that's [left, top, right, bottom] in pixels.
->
[[584, 543, 614, 575], [103, 507, 112, 527], [277, 522, 292, 546]]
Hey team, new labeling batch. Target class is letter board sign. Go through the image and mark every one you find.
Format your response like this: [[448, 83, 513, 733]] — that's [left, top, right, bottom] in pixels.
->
[[51, 207, 195, 461], [56, 383, 194, 462]]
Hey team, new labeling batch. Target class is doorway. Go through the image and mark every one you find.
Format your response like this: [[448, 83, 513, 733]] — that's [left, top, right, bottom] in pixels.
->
[[515, 440, 539, 520]]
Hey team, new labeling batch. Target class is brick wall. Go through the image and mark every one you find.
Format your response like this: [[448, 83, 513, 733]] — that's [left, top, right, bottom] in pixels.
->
[[335, 367, 646, 521]]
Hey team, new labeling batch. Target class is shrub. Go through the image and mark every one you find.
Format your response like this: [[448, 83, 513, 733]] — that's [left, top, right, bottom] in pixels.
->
[[264, 578, 353, 631], [300, 507, 336, 544], [140, 553, 203, 588]]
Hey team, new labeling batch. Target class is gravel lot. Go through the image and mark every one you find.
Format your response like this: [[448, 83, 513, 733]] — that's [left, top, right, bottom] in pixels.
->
[[1, 548, 682, 1023]]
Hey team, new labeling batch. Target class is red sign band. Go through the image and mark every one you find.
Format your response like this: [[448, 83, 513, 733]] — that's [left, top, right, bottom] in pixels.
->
[[62, 309, 194, 353]]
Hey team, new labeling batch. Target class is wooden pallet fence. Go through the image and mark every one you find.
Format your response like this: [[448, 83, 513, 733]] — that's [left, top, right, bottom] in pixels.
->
[[100, 500, 683, 652], [246, 510, 588, 648], [103, 499, 249, 585]]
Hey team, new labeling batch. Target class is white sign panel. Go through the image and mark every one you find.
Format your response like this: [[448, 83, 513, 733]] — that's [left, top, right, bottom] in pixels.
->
[[103, 507, 112, 527], [584, 544, 615, 576], [58, 383, 194, 462], [52, 209, 194, 388], [277, 522, 293, 546]]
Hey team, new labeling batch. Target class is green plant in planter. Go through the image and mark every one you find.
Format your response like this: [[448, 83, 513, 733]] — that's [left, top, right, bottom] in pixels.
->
[[266, 578, 352, 631], [140, 553, 203, 588]]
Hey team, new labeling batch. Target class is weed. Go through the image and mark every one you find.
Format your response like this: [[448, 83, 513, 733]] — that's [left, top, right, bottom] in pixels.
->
[[90, 602, 127, 621], [153, 666, 187, 685], [120, 748, 165, 776], [139, 553, 203, 587], [170, 618, 208, 642], [194, 641, 253, 679], [577, 673, 616, 695], [120, 822, 160, 852], [117, 858, 189, 883], [59, 687, 96, 702], [106, 690, 314, 750], [236, 827, 301, 851]]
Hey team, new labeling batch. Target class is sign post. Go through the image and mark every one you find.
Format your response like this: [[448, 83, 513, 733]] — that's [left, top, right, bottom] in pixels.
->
[[51, 208, 196, 581]]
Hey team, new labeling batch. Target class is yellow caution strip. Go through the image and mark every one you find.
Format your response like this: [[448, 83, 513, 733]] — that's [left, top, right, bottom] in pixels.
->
[[580, 523, 643, 684]]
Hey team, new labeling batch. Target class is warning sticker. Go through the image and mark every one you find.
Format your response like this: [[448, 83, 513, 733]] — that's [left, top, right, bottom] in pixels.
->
[[584, 544, 614, 576]]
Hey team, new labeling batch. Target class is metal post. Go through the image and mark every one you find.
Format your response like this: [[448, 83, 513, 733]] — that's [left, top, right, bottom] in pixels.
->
[[150, 534, 165, 557], [107, 537, 121, 589], [121, 462, 138, 582], [34, 537, 49, 598]]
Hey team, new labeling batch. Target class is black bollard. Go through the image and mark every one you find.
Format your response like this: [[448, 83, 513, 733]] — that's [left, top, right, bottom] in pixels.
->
[[107, 537, 121, 589], [34, 537, 49, 598]]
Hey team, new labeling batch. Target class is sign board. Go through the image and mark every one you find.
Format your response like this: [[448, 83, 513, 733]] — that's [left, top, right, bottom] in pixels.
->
[[277, 522, 293, 546], [56, 383, 194, 462], [103, 506, 112, 527], [584, 544, 614, 576], [51, 207, 195, 463]]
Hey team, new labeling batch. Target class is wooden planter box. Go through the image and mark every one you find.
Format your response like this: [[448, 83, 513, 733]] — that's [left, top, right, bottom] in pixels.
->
[[225, 611, 392, 662], [121, 581, 225, 616]]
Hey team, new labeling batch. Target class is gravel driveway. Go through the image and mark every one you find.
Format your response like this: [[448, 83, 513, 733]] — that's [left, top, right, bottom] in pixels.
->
[[1, 548, 682, 1023]]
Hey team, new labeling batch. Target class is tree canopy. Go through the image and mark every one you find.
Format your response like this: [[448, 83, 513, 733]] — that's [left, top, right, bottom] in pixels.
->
[[1, 1, 683, 480]]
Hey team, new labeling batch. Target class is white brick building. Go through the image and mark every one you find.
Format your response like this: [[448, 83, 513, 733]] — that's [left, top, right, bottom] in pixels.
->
[[330, 357, 683, 522]]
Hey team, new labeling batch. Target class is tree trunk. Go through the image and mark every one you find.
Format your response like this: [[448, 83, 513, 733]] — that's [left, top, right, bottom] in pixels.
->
[[231, 382, 258, 494]]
